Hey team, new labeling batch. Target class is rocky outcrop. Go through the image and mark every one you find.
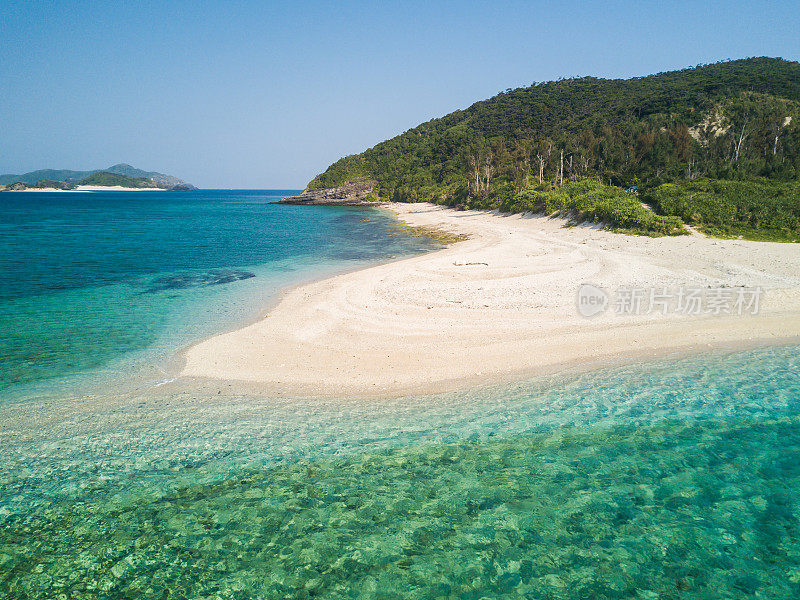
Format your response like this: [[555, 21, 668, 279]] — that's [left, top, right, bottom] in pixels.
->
[[279, 177, 380, 205]]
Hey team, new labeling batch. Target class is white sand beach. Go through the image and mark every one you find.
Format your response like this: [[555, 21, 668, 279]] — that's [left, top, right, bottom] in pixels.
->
[[181, 203, 800, 397], [78, 185, 164, 191]]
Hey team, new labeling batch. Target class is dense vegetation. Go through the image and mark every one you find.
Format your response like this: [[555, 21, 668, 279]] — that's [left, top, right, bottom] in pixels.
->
[[498, 178, 685, 236], [0, 163, 193, 188], [0, 169, 89, 186], [32, 179, 76, 190], [77, 172, 157, 188], [307, 57, 800, 239], [644, 178, 800, 241]]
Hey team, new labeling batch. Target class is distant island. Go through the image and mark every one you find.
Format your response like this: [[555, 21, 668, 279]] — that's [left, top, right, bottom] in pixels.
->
[[0, 163, 195, 191], [284, 57, 800, 242]]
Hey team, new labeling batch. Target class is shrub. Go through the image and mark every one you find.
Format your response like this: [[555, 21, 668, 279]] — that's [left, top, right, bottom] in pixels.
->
[[644, 178, 800, 241]]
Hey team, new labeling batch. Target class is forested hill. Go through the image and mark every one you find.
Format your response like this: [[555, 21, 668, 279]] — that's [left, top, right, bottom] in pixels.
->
[[307, 57, 800, 206], [0, 163, 194, 189]]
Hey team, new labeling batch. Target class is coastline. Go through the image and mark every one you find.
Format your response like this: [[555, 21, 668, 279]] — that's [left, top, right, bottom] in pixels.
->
[[5, 185, 166, 192], [180, 202, 800, 398]]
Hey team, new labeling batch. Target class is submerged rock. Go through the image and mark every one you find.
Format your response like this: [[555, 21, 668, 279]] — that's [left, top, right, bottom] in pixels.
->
[[144, 270, 255, 293]]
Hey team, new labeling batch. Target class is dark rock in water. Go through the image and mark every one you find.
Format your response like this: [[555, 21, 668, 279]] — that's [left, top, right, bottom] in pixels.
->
[[144, 270, 255, 293], [278, 177, 380, 206]]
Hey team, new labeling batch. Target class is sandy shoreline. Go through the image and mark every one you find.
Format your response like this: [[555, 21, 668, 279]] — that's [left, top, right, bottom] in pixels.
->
[[181, 203, 800, 397]]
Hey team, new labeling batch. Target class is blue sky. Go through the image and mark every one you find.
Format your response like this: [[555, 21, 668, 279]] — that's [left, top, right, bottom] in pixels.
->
[[1, 1, 798, 188]]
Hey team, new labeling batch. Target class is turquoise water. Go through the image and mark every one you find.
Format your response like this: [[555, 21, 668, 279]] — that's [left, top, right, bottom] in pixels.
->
[[1, 346, 799, 598], [0, 190, 433, 399], [1, 191, 799, 598]]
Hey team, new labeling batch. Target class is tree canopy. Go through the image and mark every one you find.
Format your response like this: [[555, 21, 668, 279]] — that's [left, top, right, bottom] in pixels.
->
[[308, 58, 799, 196], [306, 57, 800, 240]]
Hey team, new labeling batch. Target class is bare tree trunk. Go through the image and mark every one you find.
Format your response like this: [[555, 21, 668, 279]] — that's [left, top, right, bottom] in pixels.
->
[[559, 150, 564, 186], [523, 156, 530, 189], [537, 154, 545, 184], [733, 117, 749, 163], [481, 155, 495, 194], [468, 155, 480, 194]]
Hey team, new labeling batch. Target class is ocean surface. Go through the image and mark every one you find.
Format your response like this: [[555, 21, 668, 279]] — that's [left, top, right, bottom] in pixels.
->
[[1, 190, 799, 599], [0, 189, 434, 400]]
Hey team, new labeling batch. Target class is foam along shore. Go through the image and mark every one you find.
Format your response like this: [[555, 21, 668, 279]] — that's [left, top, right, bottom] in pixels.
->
[[7, 185, 166, 192], [181, 203, 800, 397]]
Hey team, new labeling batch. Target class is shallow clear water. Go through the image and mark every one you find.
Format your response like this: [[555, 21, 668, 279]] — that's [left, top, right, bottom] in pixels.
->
[[1, 345, 799, 599], [1, 190, 799, 598], [0, 190, 433, 399]]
